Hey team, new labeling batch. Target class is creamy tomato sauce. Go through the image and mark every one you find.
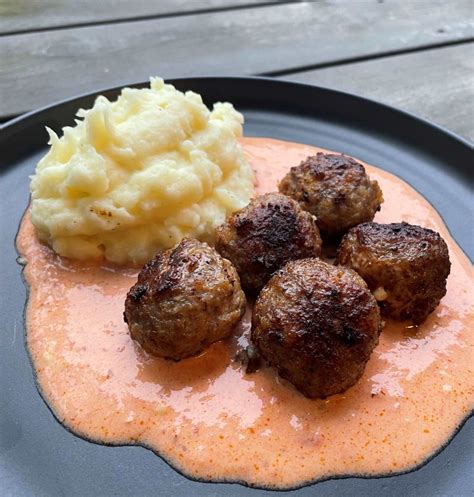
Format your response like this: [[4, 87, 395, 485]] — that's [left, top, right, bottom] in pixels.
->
[[17, 137, 473, 489]]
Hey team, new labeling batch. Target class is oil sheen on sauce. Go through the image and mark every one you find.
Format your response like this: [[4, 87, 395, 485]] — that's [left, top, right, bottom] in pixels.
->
[[17, 137, 473, 489]]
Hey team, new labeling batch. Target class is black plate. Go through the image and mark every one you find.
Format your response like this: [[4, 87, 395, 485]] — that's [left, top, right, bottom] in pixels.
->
[[0, 77, 472, 497]]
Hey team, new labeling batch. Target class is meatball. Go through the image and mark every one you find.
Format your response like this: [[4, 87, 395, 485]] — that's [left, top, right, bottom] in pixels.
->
[[279, 153, 383, 238], [252, 259, 381, 398], [337, 222, 450, 324], [215, 192, 322, 293], [124, 238, 246, 360]]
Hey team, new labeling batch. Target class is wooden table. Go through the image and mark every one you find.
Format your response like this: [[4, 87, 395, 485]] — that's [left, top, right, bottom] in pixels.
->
[[1, 0, 473, 141]]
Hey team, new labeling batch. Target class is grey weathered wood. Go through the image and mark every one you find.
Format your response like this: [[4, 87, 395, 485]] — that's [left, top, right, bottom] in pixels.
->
[[283, 43, 474, 141], [1, 1, 473, 118], [0, 0, 275, 34]]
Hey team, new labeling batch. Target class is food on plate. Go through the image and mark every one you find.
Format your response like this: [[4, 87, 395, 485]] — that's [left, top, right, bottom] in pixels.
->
[[337, 221, 451, 324], [215, 192, 322, 293], [19, 114, 472, 489], [279, 153, 383, 238], [124, 238, 246, 360], [29, 78, 254, 265], [251, 258, 382, 398]]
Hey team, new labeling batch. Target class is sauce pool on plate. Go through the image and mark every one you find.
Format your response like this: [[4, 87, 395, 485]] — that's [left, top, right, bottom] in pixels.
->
[[17, 137, 473, 489]]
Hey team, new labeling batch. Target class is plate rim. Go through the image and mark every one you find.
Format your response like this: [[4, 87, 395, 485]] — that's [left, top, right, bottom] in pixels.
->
[[1, 76, 472, 152]]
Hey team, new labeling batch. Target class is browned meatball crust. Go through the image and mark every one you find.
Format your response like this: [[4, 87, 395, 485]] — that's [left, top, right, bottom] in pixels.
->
[[215, 192, 322, 293], [124, 238, 246, 361], [337, 222, 450, 324], [279, 153, 383, 238], [252, 259, 381, 398]]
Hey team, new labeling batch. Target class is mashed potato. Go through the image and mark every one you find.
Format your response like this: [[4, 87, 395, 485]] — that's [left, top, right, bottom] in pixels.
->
[[30, 78, 255, 265]]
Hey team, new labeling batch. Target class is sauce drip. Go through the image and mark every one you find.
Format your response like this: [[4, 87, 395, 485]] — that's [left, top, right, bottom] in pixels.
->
[[17, 137, 473, 489]]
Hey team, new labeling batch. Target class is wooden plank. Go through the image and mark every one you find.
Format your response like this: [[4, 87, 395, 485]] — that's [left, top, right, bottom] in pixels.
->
[[0, 0, 275, 34], [283, 43, 474, 141], [1, 1, 473, 118]]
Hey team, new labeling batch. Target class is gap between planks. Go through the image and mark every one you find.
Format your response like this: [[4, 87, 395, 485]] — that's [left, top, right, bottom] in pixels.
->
[[259, 37, 474, 76], [0, 0, 304, 37]]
